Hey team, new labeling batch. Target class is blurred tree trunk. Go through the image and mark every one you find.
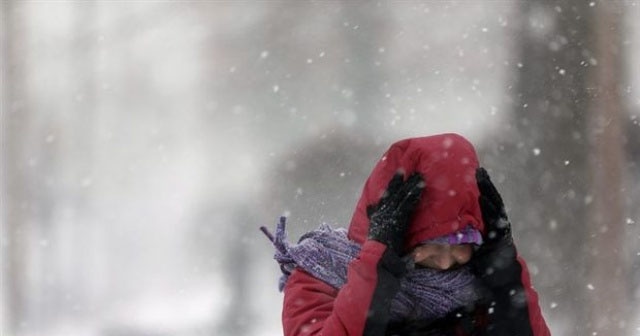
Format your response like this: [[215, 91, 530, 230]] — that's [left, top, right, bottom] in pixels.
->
[[479, 1, 630, 334], [2, 1, 30, 333], [585, 2, 628, 334], [217, 206, 256, 336], [53, 0, 100, 320], [498, 4, 593, 330]]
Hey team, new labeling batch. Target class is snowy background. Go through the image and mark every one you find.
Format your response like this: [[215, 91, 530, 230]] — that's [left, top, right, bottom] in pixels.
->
[[1, 1, 639, 336]]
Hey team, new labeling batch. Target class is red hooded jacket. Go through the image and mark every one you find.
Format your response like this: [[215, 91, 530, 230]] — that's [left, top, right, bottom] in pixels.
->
[[282, 134, 550, 335]]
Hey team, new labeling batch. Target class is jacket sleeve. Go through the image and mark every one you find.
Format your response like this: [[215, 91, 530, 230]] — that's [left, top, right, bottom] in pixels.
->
[[517, 256, 551, 336], [282, 240, 406, 336], [483, 254, 551, 336]]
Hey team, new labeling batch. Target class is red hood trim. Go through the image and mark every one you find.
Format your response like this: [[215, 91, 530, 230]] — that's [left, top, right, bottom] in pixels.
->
[[347, 133, 485, 253]]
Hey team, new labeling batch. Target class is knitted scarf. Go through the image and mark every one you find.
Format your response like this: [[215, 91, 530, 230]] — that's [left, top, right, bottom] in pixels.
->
[[261, 217, 480, 324]]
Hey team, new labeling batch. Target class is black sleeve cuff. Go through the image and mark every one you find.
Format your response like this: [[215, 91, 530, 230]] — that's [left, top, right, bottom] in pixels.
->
[[363, 248, 408, 335]]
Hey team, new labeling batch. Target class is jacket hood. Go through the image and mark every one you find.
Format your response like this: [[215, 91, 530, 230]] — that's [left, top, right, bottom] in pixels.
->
[[347, 133, 485, 252]]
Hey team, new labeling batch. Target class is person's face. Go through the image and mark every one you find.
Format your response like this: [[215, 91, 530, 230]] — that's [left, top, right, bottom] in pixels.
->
[[411, 243, 474, 270]]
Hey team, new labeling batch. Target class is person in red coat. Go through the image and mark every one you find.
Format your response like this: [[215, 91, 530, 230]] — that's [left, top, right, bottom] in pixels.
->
[[262, 133, 551, 335]]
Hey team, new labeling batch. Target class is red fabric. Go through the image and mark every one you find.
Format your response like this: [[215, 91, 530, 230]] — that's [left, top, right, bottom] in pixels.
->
[[517, 256, 552, 336], [281, 134, 551, 335], [282, 240, 388, 336], [347, 133, 484, 252]]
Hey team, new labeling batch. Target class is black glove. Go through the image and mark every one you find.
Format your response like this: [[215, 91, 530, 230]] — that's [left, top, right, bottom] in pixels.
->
[[472, 167, 519, 286], [472, 167, 533, 336], [367, 172, 424, 256]]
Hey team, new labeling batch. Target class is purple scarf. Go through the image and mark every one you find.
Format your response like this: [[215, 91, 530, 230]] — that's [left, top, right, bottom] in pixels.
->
[[261, 217, 480, 324]]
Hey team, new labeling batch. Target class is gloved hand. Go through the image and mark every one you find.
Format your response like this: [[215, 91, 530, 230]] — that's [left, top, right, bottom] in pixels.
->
[[472, 168, 534, 336], [471, 167, 519, 287], [367, 172, 424, 256]]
